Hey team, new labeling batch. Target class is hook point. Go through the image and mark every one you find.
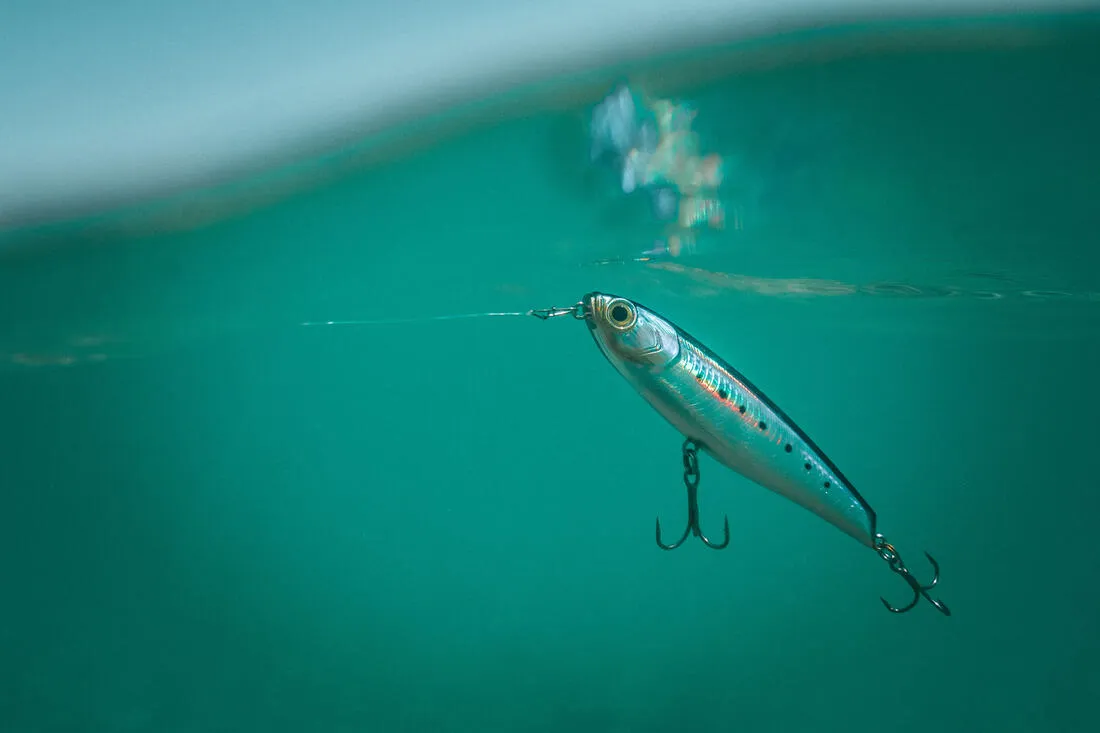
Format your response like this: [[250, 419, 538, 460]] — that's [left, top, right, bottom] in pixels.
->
[[877, 540, 951, 616]]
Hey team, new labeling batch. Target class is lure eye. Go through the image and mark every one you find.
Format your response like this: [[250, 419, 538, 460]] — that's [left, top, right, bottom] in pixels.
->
[[605, 299, 637, 330]]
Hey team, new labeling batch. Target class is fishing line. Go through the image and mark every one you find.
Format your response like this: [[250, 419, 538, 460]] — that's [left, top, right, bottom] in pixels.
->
[[299, 311, 534, 327]]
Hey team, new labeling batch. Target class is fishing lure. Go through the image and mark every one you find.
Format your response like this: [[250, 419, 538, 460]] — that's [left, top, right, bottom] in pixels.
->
[[532, 292, 950, 616]]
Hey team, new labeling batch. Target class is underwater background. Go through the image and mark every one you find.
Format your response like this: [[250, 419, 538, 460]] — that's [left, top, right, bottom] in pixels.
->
[[2, 11, 1100, 733]]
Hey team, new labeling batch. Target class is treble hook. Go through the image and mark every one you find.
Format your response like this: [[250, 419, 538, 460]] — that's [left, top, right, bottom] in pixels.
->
[[874, 534, 951, 616], [656, 439, 730, 550]]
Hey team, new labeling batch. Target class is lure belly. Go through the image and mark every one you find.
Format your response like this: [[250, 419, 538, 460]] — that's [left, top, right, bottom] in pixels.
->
[[581, 291, 876, 547]]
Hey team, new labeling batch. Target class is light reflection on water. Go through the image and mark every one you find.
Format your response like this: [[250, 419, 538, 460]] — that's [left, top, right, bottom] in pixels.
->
[[642, 262, 1100, 302], [2, 261, 1096, 371]]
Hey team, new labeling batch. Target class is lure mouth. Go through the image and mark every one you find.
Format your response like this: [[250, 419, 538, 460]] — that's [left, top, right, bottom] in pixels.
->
[[581, 292, 601, 321], [582, 293, 614, 332]]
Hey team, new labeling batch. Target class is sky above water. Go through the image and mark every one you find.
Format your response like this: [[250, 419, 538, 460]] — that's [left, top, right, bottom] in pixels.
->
[[0, 0, 1091, 226]]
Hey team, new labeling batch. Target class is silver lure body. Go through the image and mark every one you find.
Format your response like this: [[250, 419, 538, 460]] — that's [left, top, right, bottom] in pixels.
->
[[582, 292, 877, 547]]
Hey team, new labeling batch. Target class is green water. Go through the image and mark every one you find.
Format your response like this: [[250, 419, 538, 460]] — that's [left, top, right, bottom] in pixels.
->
[[3, 14, 1100, 733]]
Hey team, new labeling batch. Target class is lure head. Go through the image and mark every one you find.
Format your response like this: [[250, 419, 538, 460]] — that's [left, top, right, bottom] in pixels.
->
[[582, 292, 680, 372]]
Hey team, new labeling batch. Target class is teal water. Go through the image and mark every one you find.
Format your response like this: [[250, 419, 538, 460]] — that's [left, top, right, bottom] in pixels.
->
[[3, 13, 1100, 733]]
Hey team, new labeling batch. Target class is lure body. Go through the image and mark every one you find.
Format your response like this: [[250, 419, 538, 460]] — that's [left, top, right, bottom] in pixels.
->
[[582, 292, 877, 547]]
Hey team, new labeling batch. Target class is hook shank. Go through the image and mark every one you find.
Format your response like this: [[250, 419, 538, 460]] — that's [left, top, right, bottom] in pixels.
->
[[656, 439, 730, 550]]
